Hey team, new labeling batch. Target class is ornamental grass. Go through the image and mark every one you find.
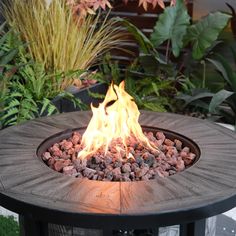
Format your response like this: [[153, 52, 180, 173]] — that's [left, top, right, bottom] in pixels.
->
[[3, 0, 125, 89]]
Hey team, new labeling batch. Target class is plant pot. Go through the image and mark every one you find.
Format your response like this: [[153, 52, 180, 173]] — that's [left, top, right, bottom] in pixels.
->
[[53, 83, 108, 113]]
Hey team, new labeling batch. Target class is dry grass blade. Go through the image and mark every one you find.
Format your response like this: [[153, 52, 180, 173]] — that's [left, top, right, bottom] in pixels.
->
[[2, 0, 126, 89]]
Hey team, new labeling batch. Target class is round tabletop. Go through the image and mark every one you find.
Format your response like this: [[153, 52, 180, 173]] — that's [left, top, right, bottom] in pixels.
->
[[0, 111, 236, 229]]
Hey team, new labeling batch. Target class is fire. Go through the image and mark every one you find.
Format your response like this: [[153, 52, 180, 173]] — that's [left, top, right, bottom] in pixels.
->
[[78, 81, 157, 159]]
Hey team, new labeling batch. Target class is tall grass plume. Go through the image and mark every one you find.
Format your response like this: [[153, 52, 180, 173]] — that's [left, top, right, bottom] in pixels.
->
[[2, 0, 125, 89]]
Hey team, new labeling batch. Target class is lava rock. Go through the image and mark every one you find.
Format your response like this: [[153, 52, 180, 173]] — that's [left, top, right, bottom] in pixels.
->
[[72, 132, 81, 145], [136, 166, 149, 178], [143, 153, 155, 167], [42, 152, 51, 161], [43, 129, 197, 182], [54, 160, 65, 172], [174, 139, 182, 150], [176, 159, 185, 172], [122, 163, 131, 173], [83, 168, 96, 179]]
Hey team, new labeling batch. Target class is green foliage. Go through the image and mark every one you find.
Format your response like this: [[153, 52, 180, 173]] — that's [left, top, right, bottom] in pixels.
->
[[0, 216, 19, 236], [116, 0, 231, 118], [149, 0, 231, 61], [98, 54, 175, 112], [1, 61, 85, 127], [0, 24, 86, 128], [0, 23, 19, 66], [118, 1, 231, 89], [116, 18, 155, 54], [187, 12, 231, 59], [177, 51, 236, 128], [151, 0, 190, 57]]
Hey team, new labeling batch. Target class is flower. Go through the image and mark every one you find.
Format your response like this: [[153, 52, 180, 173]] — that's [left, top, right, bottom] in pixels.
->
[[66, 0, 181, 17], [137, 0, 177, 10], [67, 0, 112, 17]]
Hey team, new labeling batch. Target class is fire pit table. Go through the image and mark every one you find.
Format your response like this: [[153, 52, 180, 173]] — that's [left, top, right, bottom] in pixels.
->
[[0, 111, 236, 236]]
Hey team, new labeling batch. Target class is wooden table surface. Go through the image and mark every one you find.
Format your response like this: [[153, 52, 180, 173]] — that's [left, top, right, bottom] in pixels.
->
[[0, 111, 236, 230]]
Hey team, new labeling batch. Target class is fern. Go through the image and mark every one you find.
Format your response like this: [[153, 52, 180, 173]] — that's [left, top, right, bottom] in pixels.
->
[[98, 55, 175, 113], [0, 24, 87, 128]]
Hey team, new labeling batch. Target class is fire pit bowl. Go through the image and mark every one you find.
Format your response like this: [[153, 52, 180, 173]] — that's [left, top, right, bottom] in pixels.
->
[[0, 111, 236, 236], [37, 126, 200, 181]]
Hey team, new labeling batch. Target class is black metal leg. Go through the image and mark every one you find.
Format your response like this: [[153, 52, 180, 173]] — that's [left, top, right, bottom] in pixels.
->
[[103, 228, 113, 236], [180, 219, 206, 236], [19, 215, 48, 236]]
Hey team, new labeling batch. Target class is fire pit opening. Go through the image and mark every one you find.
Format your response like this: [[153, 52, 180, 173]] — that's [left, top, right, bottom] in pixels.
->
[[37, 126, 200, 182]]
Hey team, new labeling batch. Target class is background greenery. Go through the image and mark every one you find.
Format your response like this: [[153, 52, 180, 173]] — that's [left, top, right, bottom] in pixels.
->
[[0, 216, 19, 236]]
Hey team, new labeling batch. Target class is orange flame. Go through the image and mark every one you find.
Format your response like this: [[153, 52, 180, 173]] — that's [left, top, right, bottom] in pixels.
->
[[78, 81, 156, 159]]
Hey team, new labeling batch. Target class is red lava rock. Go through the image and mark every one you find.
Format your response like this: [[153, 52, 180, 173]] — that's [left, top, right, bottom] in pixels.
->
[[47, 157, 55, 166], [67, 148, 75, 155], [50, 144, 63, 157], [42, 152, 51, 161], [72, 132, 81, 145], [61, 152, 70, 160], [54, 160, 65, 172], [42, 130, 197, 182], [180, 151, 188, 158], [164, 139, 174, 146], [61, 141, 73, 150], [176, 160, 185, 172], [74, 144, 82, 153], [174, 139, 182, 150], [146, 132, 156, 142], [156, 132, 165, 141]]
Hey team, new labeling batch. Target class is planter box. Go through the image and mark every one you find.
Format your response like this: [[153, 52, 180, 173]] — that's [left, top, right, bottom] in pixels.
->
[[53, 83, 108, 113]]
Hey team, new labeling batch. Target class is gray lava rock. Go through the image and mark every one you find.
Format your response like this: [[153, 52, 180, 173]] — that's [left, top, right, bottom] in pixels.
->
[[122, 163, 131, 173], [136, 166, 149, 178], [83, 168, 96, 178], [144, 153, 155, 167]]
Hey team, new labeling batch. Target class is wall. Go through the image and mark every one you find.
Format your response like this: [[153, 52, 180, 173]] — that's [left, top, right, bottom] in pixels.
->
[[193, 0, 236, 20]]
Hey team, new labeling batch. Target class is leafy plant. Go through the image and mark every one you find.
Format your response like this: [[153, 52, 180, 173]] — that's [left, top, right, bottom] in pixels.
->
[[0, 22, 23, 127], [1, 60, 86, 127], [2, 0, 125, 89], [150, 0, 190, 58], [0, 216, 19, 236], [96, 54, 175, 112], [0, 27, 86, 128], [115, 0, 231, 116], [177, 50, 236, 128], [150, 0, 231, 60]]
